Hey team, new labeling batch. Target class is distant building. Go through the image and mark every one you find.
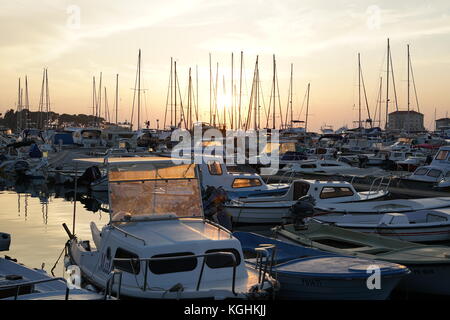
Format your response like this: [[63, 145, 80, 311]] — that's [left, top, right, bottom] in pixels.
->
[[435, 118, 450, 131], [387, 110, 425, 132]]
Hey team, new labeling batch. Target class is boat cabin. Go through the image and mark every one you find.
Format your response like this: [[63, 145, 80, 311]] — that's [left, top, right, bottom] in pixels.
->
[[68, 157, 275, 299], [199, 159, 288, 197]]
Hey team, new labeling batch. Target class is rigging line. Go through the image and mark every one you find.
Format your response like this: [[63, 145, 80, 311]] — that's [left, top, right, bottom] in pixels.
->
[[389, 50, 399, 112], [409, 56, 420, 113], [175, 67, 187, 129], [275, 67, 283, 129], [130, 55, 140, 129], [360, 66, 372, 124], [296, 84, 308, 121], [163, 64, 172, 129]]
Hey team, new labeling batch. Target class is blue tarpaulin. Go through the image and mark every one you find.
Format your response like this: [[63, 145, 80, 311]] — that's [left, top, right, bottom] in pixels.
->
[[53, 133, 74, 145], [29, 144, 42, 158]]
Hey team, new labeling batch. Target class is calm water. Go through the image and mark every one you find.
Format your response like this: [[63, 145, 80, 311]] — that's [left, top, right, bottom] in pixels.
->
[[0, 182, 108, 277]]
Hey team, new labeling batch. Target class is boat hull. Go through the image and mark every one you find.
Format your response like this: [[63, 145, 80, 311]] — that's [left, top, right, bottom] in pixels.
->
[[275, 272, 402, 300]]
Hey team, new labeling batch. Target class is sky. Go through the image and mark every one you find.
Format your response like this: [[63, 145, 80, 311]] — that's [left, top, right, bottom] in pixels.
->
[[1, 0, 450, 131]]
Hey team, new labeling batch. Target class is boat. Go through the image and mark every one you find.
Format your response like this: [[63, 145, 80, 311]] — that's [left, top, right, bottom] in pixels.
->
[[233, 231, 409, 300], [65, 156, 278, 299], [224, 179, 388, 224], [315, 197, 450, 214], [0, 232, 107, 300], [403, 146, 450, 186], [280, 159, 383, 176], [200, 160, 289, 197], [311, 207, 450, 242], [68, 127, 106, 148], [273, 220, 450, 295]]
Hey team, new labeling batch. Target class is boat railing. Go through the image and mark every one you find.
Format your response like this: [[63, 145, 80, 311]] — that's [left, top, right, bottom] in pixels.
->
[[366, 176, 392, 198], [267, 169, 296, 185], [0, 277, 70, 300], [112, 251, 239, 296], [110, 225, 147, 245], [254, 244, 277, 284]]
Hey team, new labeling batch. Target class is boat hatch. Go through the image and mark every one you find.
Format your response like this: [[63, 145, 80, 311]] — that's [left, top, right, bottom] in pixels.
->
[[312, 238, 365, 249]]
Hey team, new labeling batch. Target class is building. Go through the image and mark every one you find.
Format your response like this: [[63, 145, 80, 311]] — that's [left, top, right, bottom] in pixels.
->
[[387, 110, 425, 132], [435, 118, 450, 131]]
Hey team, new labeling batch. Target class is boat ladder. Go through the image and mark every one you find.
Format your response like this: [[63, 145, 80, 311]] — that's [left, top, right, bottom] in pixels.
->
[[254, 244, 277, 286], [366, 176, 392, 198]]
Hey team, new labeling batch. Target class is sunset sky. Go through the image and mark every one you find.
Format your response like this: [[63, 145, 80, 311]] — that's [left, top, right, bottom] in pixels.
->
[[1, 0, 450, 131]]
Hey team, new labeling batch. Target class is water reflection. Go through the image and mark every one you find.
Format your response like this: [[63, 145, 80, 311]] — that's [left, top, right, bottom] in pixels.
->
[[0, 178, 108, 277]]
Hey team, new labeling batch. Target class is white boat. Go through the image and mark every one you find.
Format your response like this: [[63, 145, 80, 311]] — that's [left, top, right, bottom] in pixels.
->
[[314, 197, 450, 214], [224, 179, 388, 224], [68, 127, 106, 148], [279, 159, 383, 176], [200, 159, 289, 197], [404, 146, 450, 184], [311, 208, 450, 242], [65, 157, 278, 299]]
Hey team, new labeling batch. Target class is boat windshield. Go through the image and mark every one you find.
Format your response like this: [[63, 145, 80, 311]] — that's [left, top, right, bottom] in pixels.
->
[[108, 162, 202, 221]]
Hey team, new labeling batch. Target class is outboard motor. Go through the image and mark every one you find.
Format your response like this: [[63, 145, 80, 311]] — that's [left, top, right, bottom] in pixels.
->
[[77, 166, 102, 186], [202, 186, 232, 230], [0, 232, 11, 252], [286, 195, 316, 229]]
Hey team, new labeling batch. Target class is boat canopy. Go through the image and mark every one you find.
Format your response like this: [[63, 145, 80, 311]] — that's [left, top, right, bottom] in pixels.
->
[[75, 157, 203, 221]]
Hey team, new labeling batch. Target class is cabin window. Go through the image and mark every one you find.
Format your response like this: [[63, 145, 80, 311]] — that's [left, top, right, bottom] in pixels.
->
[[435, 150, 449, 160], [300, 164, 316, 169], [207, 162, 223, 175], [320, 187, 354, 199], [231, 178, 262, 188], [320, 163, 339, 167], [149, 252, 197, 274], [114, 248, 140, 274], [205, 249, 241, 269], [427, 169, 442, 178], [414, 168, 428, 176]]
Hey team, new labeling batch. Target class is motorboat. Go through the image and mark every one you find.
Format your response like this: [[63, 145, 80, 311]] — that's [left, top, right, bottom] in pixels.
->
[[403, 146, 450, 185], [311, 207, 450, 242], [198, 158, 289, 198], [234, 231, 409, 300], [280, 159, 383, 176], [274, 220, 450, 295], [314, 197, 450, 215], [65, 157, 278, 299], [224, 179, 388, 224]]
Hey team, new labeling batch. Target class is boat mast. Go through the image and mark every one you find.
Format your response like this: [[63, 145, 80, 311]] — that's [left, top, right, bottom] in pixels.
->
[[358, 53, 362, 130], [137, 49, 141, 130], [209, 53, 212, 126], [305, 83, 310, 133], [115, 74, 119, 125], [98, 72, 102, 127], [385, 38, 390, 130], [239, 51, 243, 129]]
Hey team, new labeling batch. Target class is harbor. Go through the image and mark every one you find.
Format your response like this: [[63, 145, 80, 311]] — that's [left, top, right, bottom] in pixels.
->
[[3, 0, 450, 307]]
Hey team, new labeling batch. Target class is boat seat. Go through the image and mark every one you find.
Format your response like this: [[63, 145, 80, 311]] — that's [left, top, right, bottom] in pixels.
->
[[90, 222, 101, 249], [378, 213, 409, 225]]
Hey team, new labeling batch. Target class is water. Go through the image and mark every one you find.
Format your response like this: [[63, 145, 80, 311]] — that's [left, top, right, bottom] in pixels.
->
[[0, 182, 108, 277]]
